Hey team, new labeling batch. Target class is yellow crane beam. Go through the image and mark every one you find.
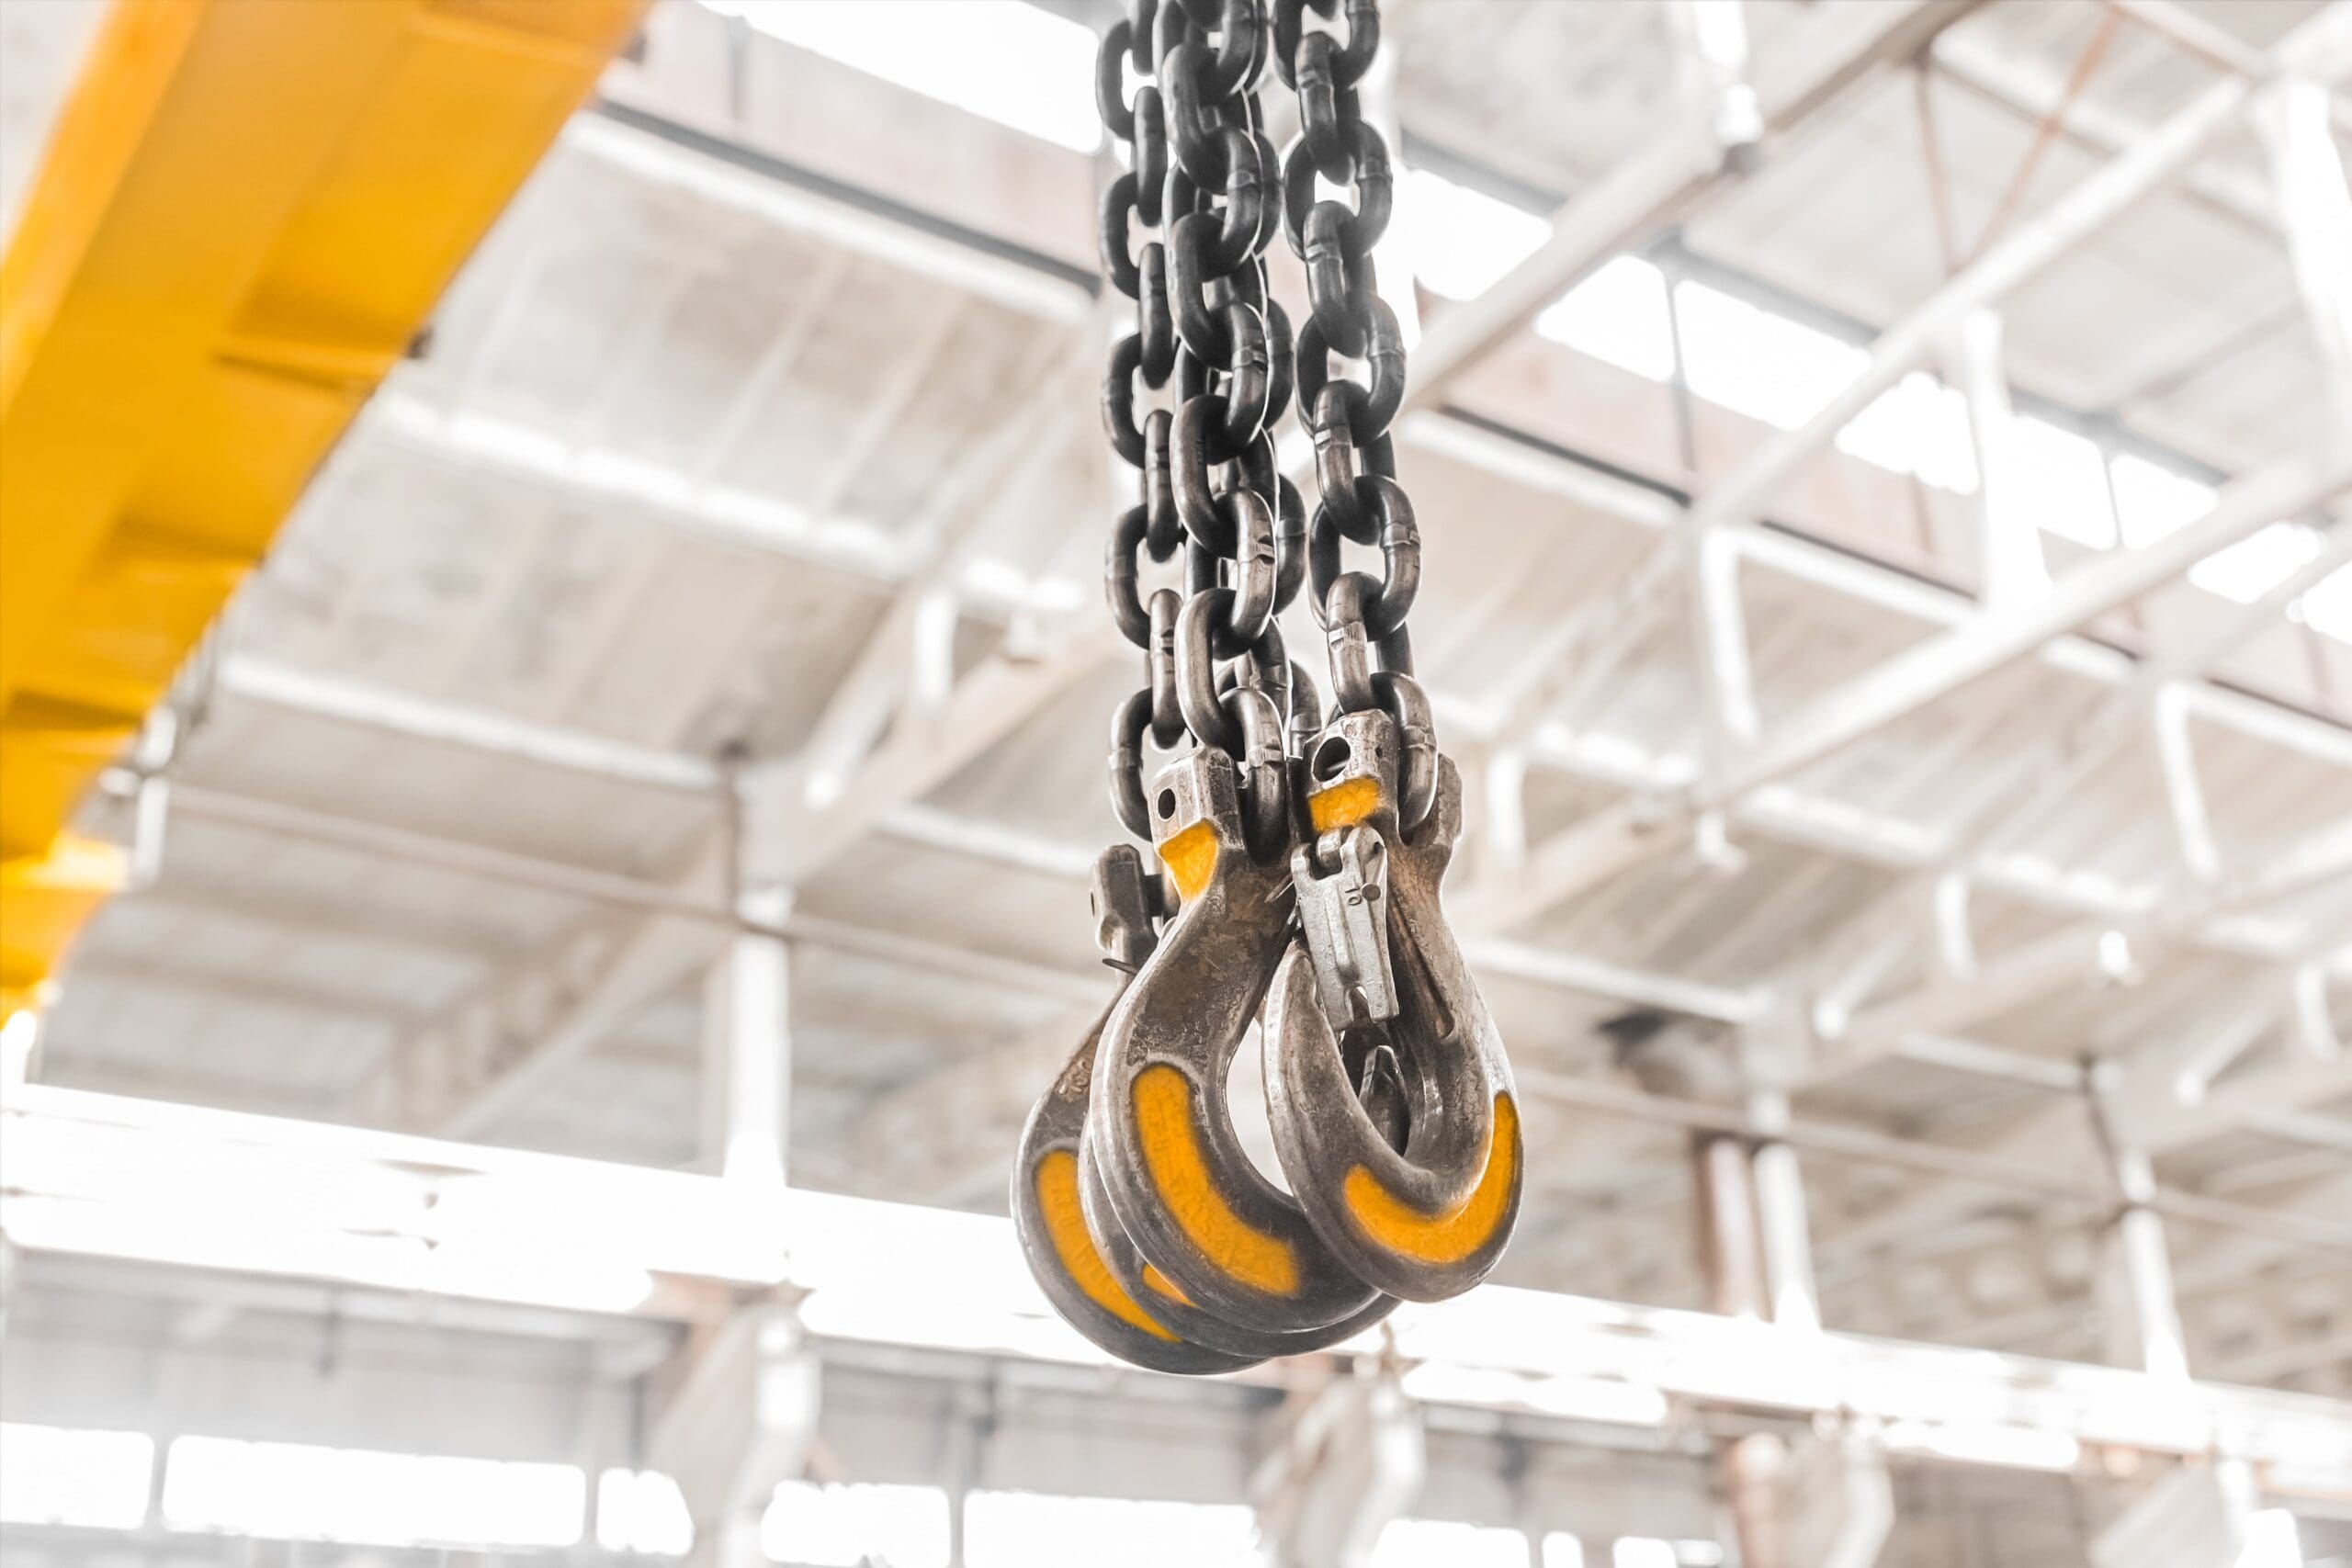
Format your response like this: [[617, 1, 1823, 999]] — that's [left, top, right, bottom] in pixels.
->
[[0, 0, 648, 1008]]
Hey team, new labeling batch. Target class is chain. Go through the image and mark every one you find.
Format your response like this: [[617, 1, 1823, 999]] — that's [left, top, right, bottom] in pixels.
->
[[1099, 0, 1312, 867], [1023, 0, 1518, 1373], [1267, 0, 1435, 827]]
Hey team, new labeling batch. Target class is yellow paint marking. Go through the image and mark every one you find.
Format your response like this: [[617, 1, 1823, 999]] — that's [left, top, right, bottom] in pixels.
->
[[1342, 1094, 1520, 1265], [1157, 820, 1219, 902], [1308, 775, 1381, 833], [1134, 1064, 1299, 1295], [1141, 1264, 1192, 1305], [1035, 1150, 1176, 1341]]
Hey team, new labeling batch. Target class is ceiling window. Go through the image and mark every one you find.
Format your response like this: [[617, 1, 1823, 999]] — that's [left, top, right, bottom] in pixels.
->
[[1996, 415, 2116, 548], [2110, 452, 2217, 548], [1394, 166, 1552, 301], [2190, 521, 2324, 604], [2294, 558, 2351, 640], [1536, 255, 1678, 383], [161, 1436, 584, 1550], [1668, 278, 1869, 432], [600, 1469, 695, 1557], [764, 1481, 953, 1568], [701, 2, 1102, 152], [964, 1491, 1261, 1568], [1370, 1517, 1531, 1568], [1837, 371, 1980, 494], [0, 1422, 154, 1531]]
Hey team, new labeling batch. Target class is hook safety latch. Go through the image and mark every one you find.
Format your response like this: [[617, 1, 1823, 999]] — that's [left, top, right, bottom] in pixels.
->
[[1291, 823, 1398, 1031]]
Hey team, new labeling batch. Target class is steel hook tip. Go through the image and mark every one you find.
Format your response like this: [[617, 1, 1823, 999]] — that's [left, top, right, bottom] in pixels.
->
[[1265, 711, 1523, 1302], [1085, 745, 1387, 1334], [1012, 997, 1264, 1376]]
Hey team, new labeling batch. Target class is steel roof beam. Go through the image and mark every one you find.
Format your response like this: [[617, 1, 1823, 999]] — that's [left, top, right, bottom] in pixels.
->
[[1460, 441, 2352, 938], [1456, 4, 2352, 935], [1406, 0, 1991, 413], [8, 1079, 2351, 1488]]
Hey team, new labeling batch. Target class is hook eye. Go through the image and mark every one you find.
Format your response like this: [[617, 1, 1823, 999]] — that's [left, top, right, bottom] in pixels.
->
[[1088, 750, 1385, 1334], [1011, 998, 1263, 1376], [1263, 748, 1524, 1303]]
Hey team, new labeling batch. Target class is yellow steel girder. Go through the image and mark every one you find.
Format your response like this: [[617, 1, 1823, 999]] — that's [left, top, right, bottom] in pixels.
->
[[0, 0, 649, 1007]]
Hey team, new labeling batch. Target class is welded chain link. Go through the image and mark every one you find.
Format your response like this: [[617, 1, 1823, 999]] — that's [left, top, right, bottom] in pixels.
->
[[1270, 0, 1434, 827], [1099, 0, 1313, 868]]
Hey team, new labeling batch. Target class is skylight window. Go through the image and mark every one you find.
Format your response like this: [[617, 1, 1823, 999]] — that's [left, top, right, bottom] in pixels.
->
[[1535, 255, 1677, 382], [2109, 452, 2217, 548], [2238, 1507, 2304, 1568], [1669, 278, 1869, 432], [1394, 166, 1551, 301], [1543, 1535, 1589, 1568], [2189, 521, 2323, 604], [1370, 1517, 1530, 1567], [1837, 371, 1980, 494], [0, 1423, 154, 1530], [1996, 415, 2116, 548], [964, 1492, 1262, 1568], [600, 1469, 695, 1556], [162, 1437, 585, 1549], [701, 2, 1102, 152], [2296, 558, 2352, 641], [764, 1481, 953, 1568], [1612, 1540, 1679, 1568]]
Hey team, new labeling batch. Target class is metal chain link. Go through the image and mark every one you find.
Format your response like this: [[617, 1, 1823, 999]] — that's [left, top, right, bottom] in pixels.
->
[[1268, 0, 1434, 827], [1098, 0, 1310, 863]]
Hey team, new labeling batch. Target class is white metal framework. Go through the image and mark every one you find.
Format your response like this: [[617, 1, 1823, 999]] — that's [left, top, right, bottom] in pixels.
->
[[6, 2, 2351, 1564]]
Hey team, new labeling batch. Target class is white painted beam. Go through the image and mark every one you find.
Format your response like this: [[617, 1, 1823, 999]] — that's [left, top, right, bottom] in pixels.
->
[[2255, 73, 2352, 428], [6, 1081, 2350, 1488], [786, 338, 1091, 813], [438, 848, 728, 1140], [1401, 412, 2352, 836], [1691, 5, 2348, 545], [1943, 307, 2049, 613], [741, 619, 1123, 887], [1711, 448, 2346, 817], [699, 890, 794, 1187], [1812, 996, 2352, 1280], [1407, 0, 1989, 412], [219, 655, 723, 792], [1824, 823, 2352, 1075], [1462, 443, 2352, 934]]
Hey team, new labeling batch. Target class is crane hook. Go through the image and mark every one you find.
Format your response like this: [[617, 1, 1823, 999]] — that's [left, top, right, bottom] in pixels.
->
[[1263, 709, 1523, 1301], [1085, 743, 1386, 1334]]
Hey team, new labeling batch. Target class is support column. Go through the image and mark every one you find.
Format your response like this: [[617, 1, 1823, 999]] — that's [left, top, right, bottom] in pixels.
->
[[1941, 306, 2048, 613], [1695, 1134, 1768, 1321], [1250, 1365, 1426, 1568], [1781, 1431, 1892, 1568], [1693, 1132, 1783, 1568], [2253, 74, 2352, 430], [2150, 685, 2223, 887], [665, 774, 810, 1566], [1748, 1091, 1821, 1336], [653, 1306, 821, 1568], [698, 887, 794, 1186], [1668, 0, 1763, 165], [700, 756, 795, 1187], [2084, 1058, 2189, 1382], [2092, 1458, 2279, 1568]]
